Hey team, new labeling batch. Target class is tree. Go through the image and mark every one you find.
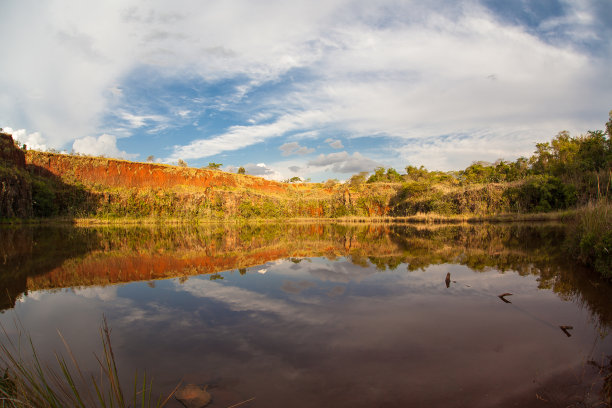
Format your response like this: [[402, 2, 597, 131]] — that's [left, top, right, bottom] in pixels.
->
[[237, 166, 246, 175], [348, 172, 368, 187], [286, 176, 302, 183], [324, 179, 339, 188], [146, 155, 155, 163], [385, 168, 403, 182], [405, 165, 429, 181], [367, 167, 386, 183], [177, 159, 188, 167], [207, 162, 222, 170], [367, 167, 403, 183]]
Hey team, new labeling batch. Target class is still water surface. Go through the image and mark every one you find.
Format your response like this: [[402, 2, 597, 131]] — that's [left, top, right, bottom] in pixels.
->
[[0, 223, 611, 407]]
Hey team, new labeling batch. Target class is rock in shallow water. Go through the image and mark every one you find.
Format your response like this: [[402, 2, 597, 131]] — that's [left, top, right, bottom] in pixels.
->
[[175, 384, 212, 408]]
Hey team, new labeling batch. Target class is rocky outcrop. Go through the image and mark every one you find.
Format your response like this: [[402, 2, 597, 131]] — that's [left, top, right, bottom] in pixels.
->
[[26, 151, 293, 193], [0, 132, 32, 218], [24, 150, 400, 218]]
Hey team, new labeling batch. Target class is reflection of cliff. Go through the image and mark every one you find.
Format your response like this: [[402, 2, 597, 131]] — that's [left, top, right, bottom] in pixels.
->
[[24, 224, 403, 290], [2, 223, 611, 328]]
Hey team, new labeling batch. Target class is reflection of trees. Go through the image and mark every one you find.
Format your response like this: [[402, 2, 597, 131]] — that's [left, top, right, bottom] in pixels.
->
[[1, 223, 611, 331], [374, 224, 612, 331]]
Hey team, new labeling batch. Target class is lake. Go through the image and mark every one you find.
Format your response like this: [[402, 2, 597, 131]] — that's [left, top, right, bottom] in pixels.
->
[[0, 223, 611, 407]]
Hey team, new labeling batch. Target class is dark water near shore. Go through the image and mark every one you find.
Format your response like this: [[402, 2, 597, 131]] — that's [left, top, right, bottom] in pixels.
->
[[1, 223, 611, 407]]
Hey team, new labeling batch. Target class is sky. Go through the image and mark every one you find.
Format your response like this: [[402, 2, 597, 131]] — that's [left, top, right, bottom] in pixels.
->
[[1, 0, 611, 182]]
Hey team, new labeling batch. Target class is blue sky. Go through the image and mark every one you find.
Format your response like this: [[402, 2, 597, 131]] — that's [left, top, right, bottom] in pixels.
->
[[1, 0, 611, 182]]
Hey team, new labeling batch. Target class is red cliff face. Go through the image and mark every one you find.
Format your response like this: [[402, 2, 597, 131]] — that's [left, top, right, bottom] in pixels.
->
[[26, 151, 293, 193], [23, 151, 397, 218], [0, 133, 32, 218]]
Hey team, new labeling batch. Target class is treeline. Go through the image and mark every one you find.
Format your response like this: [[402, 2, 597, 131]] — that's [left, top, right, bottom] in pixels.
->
[[358, 111, 611, 215]]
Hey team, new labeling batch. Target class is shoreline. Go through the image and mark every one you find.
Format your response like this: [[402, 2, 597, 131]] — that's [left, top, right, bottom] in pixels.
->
[[0, 209, 577, 226]]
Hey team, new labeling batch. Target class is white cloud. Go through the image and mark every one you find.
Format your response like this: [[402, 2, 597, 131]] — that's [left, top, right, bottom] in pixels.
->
[[279, 141, 315, 156], [325, 138, 344, 149], [119, 112, 167, 129], [398, 130, 545, 171], [309, 151, 350, 166], [308, 151, 380, 173], [240, 162, 283, 181], [3, 127, 48, 151], [1, 0, 610, 168], [72, 134, 138, 159], [168, 110, 327, 161]]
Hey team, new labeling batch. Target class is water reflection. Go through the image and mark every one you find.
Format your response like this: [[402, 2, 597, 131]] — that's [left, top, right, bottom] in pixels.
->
[[0, 223, 611, 407]]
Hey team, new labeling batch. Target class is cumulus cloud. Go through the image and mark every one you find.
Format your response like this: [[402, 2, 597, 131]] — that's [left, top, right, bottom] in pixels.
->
[[3, 127, 48, 151], [240, 163, 283, 180], [308, 151, 380, 173], [279, 141, 315, 156], [72, 134, 138, 159], [1, 0, 611, 167], [309, 151, 350, 166], [325, 138, 344, 149]]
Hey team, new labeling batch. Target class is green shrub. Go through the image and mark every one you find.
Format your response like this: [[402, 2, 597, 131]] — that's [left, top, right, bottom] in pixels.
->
[[30, 178, 58, 217], [505, 175, 576, 212]]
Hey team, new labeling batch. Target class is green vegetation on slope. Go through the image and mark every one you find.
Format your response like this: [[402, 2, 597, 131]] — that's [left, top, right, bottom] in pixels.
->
[[380, 111, 611, 216]]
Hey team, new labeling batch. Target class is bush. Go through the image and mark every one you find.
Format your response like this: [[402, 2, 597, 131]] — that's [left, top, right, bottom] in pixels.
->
[[31, 178, 58, 217], [505, 175, 576, 212]]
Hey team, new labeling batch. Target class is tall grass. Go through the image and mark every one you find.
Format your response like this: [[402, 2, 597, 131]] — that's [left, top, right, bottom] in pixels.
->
[[566, 200, 612, 279], [0, 317, 176, 408]]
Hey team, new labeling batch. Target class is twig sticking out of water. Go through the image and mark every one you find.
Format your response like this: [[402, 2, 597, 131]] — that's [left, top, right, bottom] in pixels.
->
[[559, 325, 574, 337]]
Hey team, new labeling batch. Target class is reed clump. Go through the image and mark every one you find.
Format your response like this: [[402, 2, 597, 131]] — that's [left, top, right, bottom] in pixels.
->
[[566, 200, 612, 279], [0, 318, 176, 408]]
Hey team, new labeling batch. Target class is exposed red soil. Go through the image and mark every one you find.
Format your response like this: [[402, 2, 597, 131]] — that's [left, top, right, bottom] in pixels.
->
[[25, 151, 305, 194]]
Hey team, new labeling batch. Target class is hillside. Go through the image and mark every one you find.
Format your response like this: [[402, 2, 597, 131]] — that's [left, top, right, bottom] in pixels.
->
[[0, 132, 32, 218], [13, 142, 399, 219], [1, 111, 610, 222]]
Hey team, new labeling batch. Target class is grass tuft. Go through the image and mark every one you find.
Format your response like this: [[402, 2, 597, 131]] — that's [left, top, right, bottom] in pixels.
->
[[0, 317, 176, 408], [566, 200, 612, 279]]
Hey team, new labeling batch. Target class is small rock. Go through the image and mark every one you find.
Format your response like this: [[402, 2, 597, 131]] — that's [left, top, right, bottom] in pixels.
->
[[175, 384, 212, 408]]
